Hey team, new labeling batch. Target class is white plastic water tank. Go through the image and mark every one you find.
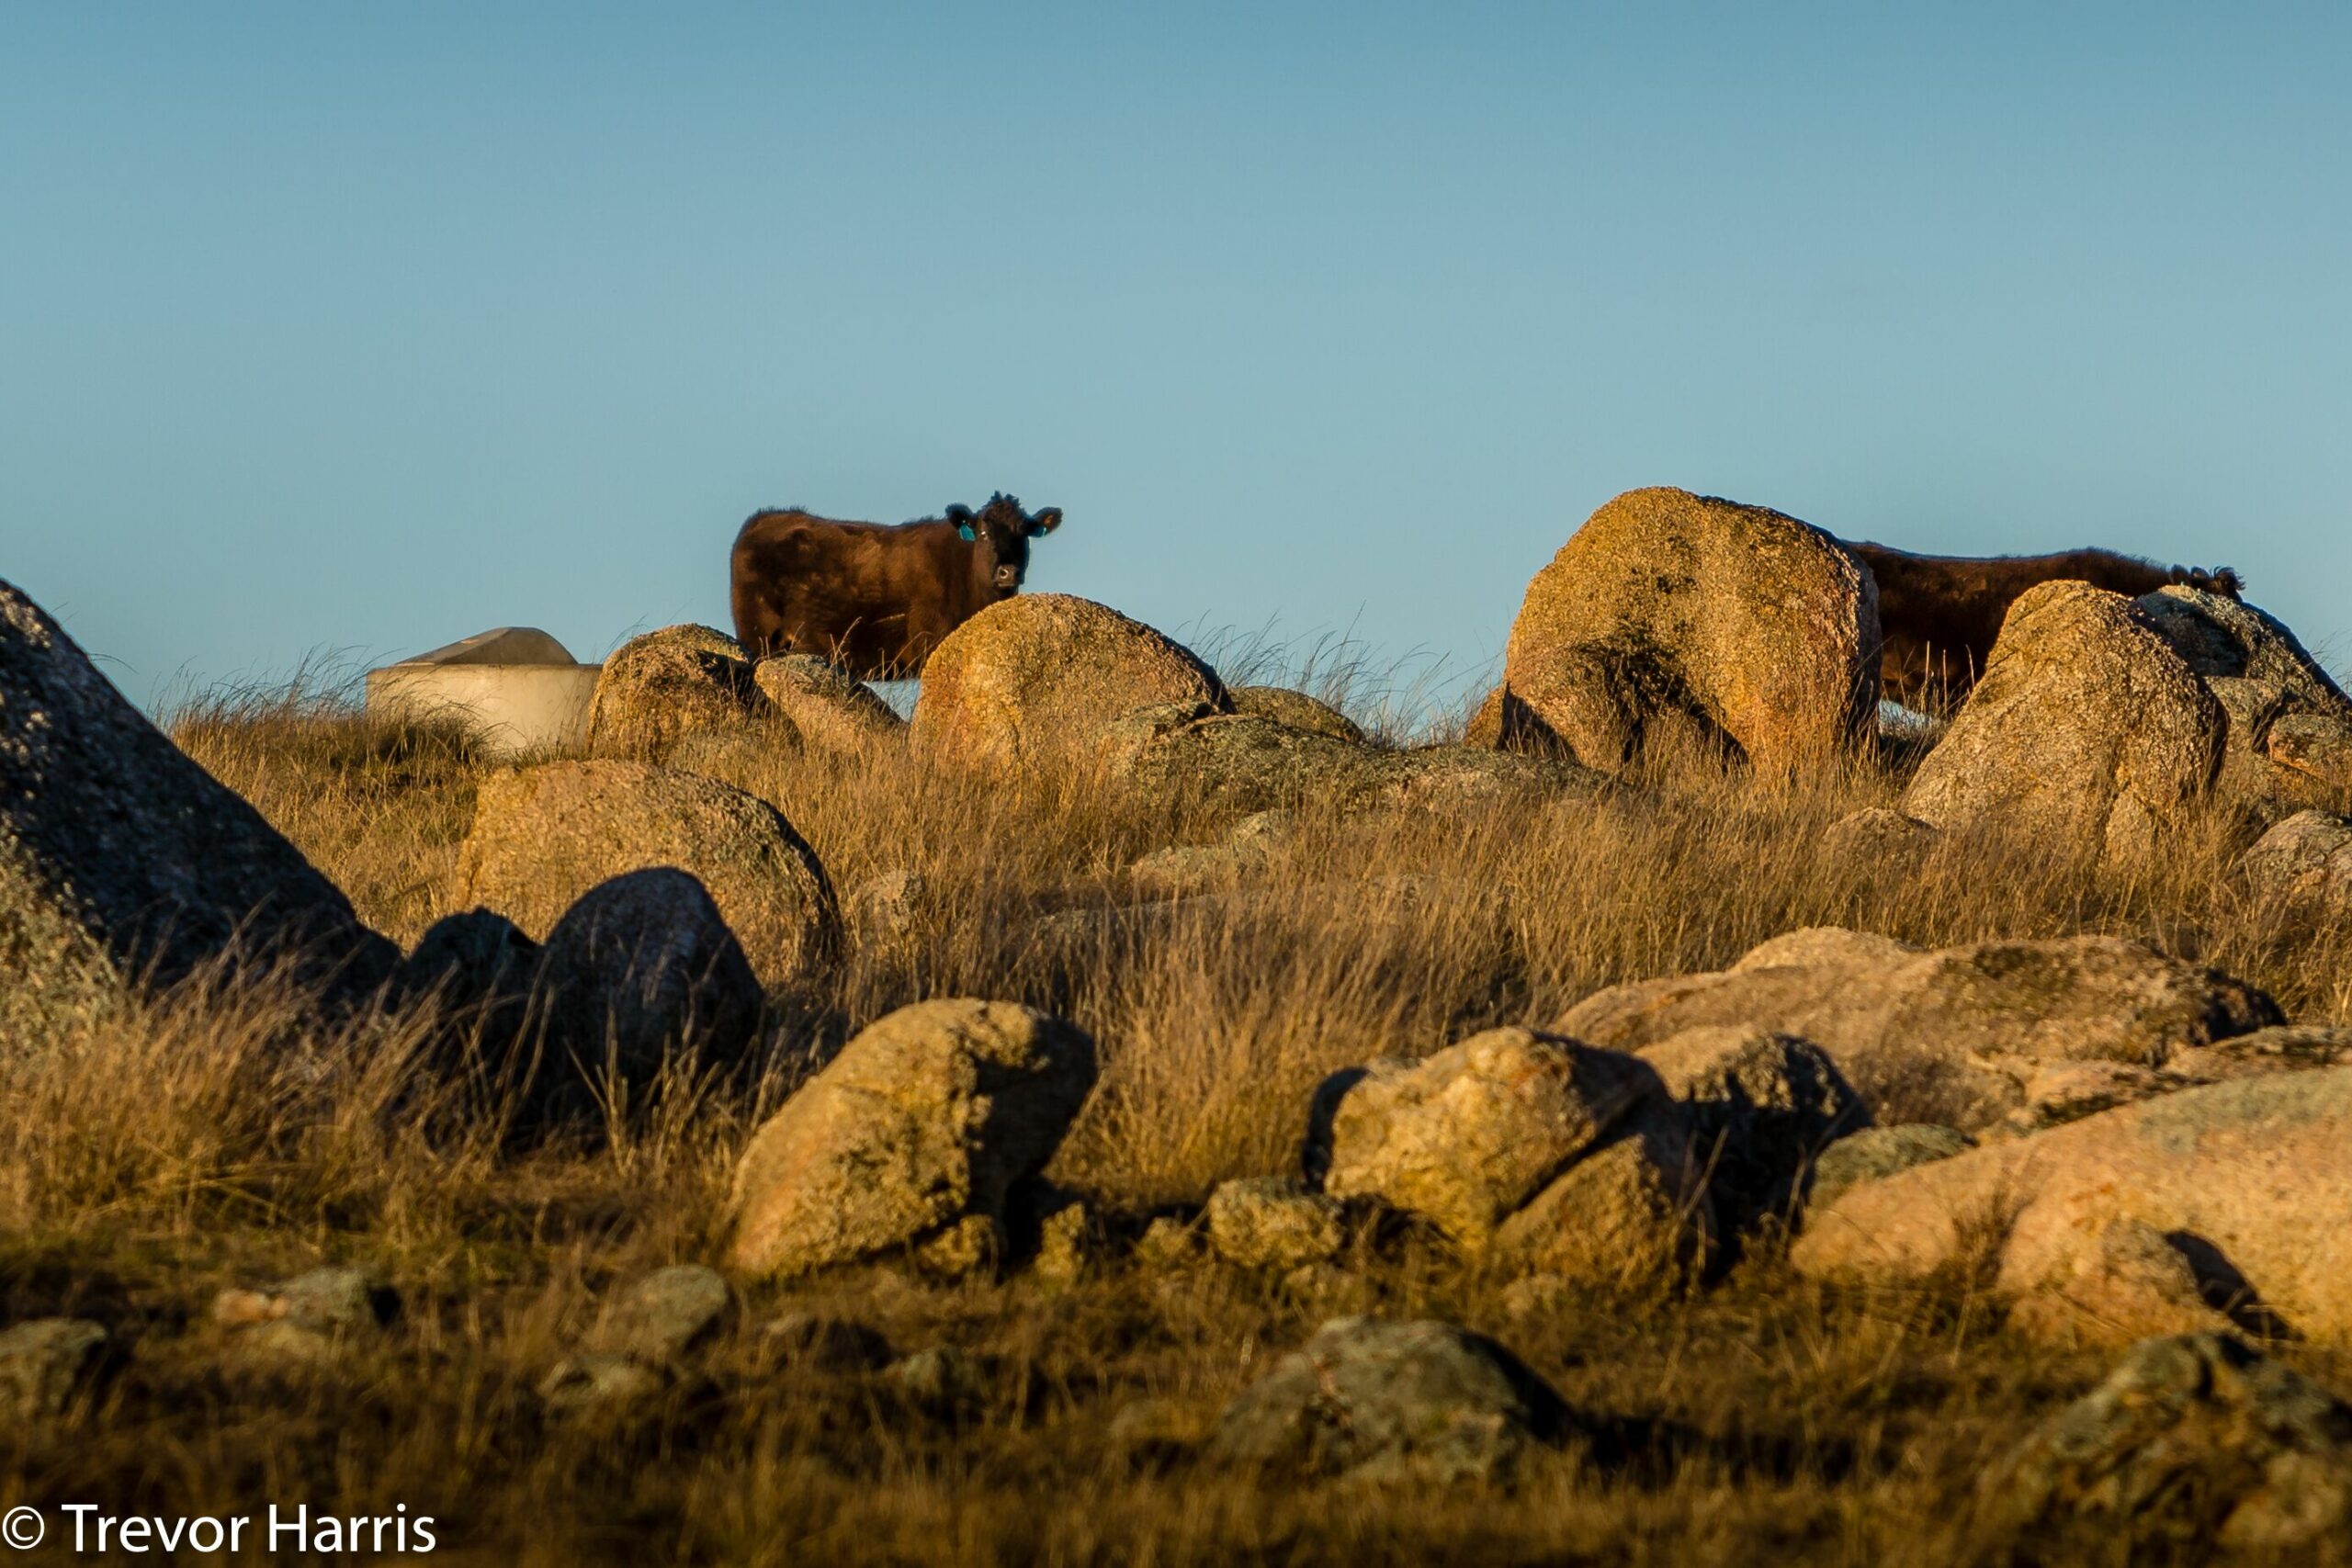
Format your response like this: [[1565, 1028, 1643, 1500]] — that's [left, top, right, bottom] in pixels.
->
[[364, 627, 601, 760]]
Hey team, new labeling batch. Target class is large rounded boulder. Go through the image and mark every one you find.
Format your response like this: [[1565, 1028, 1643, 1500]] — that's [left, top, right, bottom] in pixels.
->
[[909, 594, 1226, 771], [1901, 581, 2224, 864], [452, 760, 838, 985], [727, 999, 1098, 1279], [587, 624, 768, 756], [1499, 488, 1880, 778]]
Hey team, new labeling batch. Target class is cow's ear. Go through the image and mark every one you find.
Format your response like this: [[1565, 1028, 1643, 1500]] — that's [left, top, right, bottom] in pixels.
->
[[946, 503, 977, 542], [1027, 507, 1063, 537]]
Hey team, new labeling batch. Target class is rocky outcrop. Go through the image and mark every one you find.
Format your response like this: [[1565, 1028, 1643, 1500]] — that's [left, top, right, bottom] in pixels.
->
[[1206, 1317, 1574, 1485], [1791, 1068, 2352, 1345], [586, 624, 768, 756], [1, 579, 397, 1042], [1900, 582, 2224, 864], [1555, 929, 2279, 1132], [1499, 488, 1881, 778], [452, 760, 838, 986], [1979, 1334, 2352, 1554], [751, 655, 902, 756], [908, 594, 1225, 772], [727, 1000, 1097, 1279]]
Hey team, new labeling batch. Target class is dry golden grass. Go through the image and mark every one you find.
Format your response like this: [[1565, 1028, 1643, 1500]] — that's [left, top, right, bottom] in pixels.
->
[[4, 672, 2350, 1564]]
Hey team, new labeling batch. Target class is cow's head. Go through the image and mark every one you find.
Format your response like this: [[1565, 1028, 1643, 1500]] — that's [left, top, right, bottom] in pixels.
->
[[947, 491, 1063, 596]]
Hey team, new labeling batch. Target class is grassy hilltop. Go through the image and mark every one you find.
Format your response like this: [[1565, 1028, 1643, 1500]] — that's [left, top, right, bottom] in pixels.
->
[[2, 661, 2349, 1567]]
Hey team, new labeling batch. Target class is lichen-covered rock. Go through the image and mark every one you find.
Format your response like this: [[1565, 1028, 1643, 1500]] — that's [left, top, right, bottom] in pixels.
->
[[1489, 1118, 1713, 1292], [1805, 1123, 1973, 1210], [1980, 1333, 2352, 1554], [845, 869, 930, 947], [452, 760, 839, 986], [534, 870, 765, 1115], [909, 594, 1225, 772], [1499, 488, 1881, 778], [594, 1266, 734, 1364], [1228, 685, 1364, 743], [1100, 705, 1595, 817], [1318, 1028, 1660, 1247], [587, 624, 767, 756], [1206, 1317, 1574, 1486], [1819, 807, 1935, 863], [1205, 1178, 1346, 1270], [1, 579, 397, 1042], [1463, 684, 1506, 749], [2138, 584, 2352, 822], [212, 1266, 392, 1337], [1100, 708, 1377, 812], [727, 1000, 1097, 1279], [0, 1318, 111, 1421], [1900, 582, 2224, 865], [1791, 1068, 2352, 1344], [752, 654, 903, 756], [2236, 810, 2352, 919], [1555, 929, 2279, 1133]]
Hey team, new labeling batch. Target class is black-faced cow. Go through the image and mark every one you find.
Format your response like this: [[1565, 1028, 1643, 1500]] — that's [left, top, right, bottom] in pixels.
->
[[729, 492, 1064, 677]]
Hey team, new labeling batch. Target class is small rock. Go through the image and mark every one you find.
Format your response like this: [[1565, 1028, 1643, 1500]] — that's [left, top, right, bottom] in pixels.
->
[[0, 1319, 110, 1421], [883, 1347, 997, 1419], [1280, 1261, 1374, 1314], [1820, 807, 1935, 862], [1205, 1178, 1345, 1270], [752, 654, 903, 755], [1034, 1201, 1092, 1287], [846, 870, 929, 947], [596, 1265, 733, 1363], [728, 999, 1097, 1280], [1319, 1029, 1659, 1248], [1490, 1122, 1713, 1292], [1498, 1273, 1577, 1321], [1134, 1215, 1200, 1270], [914, 1214, 1003, 1280], [1108, 1395, 1206, 1466], [1206, 1316, 1575, 1486], [762, 1313, 894, 1371], [1981, 1332, 2352, 1553], [213, 1267, 392, 1336], [537, 1351, 667, 1416]]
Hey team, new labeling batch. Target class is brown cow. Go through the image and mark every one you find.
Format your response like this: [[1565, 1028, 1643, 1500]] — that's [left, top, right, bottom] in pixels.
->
[[729, 492, 1063, 678], [1845, 540, 2242, 710]]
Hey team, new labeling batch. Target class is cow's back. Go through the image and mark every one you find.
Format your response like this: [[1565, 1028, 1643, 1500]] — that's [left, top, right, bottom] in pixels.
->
[[730, 511, 965, 674]]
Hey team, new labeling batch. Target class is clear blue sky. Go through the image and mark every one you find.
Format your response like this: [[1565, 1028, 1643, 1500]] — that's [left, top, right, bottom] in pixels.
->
[[5, 3, 2346, 710]]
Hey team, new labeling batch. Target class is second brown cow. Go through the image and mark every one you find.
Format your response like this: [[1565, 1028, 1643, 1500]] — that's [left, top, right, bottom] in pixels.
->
[[1847, 540, 2242, 710], [729, 492, 1064, 678]]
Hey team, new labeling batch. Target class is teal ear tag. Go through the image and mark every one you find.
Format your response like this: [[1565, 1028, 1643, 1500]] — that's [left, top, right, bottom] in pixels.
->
[[957, 524, 976, 541]]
